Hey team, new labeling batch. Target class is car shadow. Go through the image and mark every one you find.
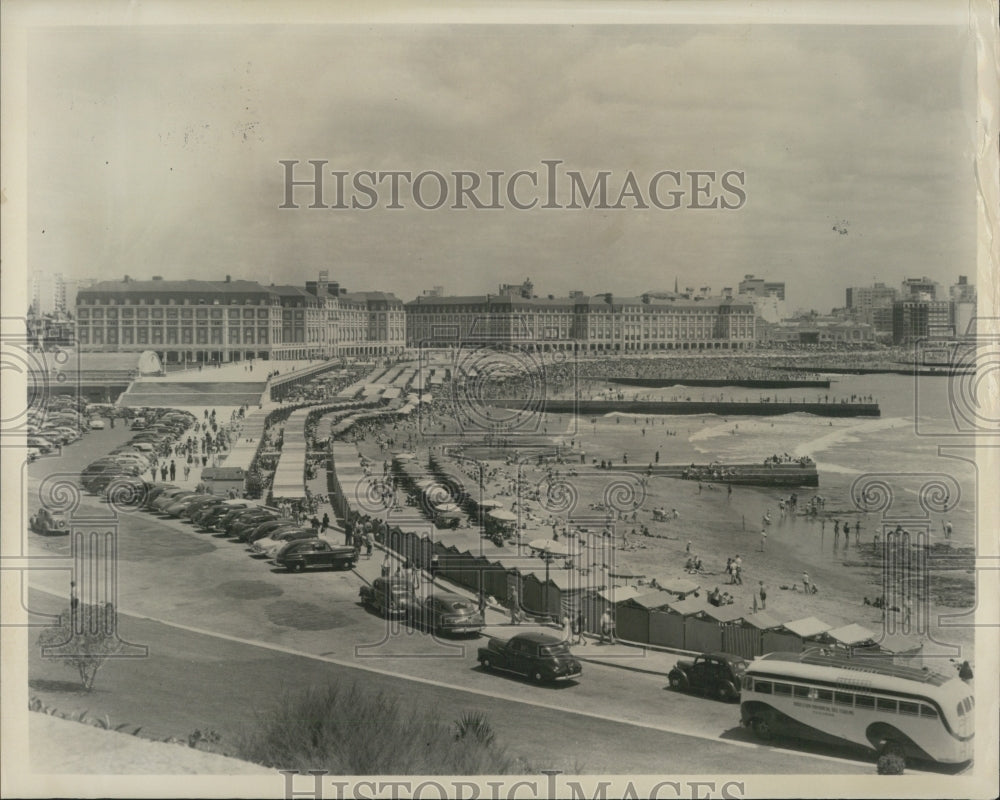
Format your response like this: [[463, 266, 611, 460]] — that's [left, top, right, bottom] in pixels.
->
[[475, 664, 580, 688]]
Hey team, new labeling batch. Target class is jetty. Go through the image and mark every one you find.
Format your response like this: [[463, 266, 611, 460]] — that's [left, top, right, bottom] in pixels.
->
[[493, 399, 880, 418], [602, 377, 831, 389], [605, 461, 820, 488]]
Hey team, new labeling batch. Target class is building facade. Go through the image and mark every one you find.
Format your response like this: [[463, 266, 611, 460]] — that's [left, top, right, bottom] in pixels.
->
[[892, 299, 954, 344], [405, 292, 756, 352], [845, 282, 898, 333], [737, 274, 786, 301], [76, 274, 404, 364]]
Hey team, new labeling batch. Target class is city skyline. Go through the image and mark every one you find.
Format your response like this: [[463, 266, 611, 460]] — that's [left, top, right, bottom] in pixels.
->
[[26, 23, 977, 313]]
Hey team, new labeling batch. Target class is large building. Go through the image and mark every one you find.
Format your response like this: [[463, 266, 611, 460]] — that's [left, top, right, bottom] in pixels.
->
[[900, 276, 940, 300], [845, 282, 898, 333], [892, 298, 954, 344], [75, 273, 404, 365], [405, 290, 756, 352], [737, 274, 786, 302]]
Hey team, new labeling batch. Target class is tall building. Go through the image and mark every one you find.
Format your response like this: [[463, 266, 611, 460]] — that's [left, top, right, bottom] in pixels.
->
[[845, 282, 898, 332], [892, 298, 954, 344], [950, 275, 977, 336], [900, 276, 939, 300]]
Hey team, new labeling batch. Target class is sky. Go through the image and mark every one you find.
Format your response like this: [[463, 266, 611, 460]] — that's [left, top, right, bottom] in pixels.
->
[[26, 22, 978, 311]]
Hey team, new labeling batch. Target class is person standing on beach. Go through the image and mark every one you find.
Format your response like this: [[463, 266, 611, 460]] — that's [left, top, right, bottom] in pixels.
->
[[760, 529, 767, 552], [802, 572, 811, 594], [758, 581, 767, 610]]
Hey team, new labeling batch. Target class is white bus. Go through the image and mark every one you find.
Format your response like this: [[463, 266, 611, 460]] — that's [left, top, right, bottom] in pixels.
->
[[740, 649, 973, 767]]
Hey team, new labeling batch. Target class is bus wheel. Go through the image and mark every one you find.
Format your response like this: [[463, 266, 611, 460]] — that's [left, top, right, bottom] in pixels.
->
[[751, 715, 774, 740]]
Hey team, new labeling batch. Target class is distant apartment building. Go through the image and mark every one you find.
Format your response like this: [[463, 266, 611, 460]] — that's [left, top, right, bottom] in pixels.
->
[[892, 298, 954, 344], [405, 289, 756, 352], [900, 276, 940, 300], [75, 272, 404, 365], [737, 274, 786, 301], [950, 275, 977, 336], [845, 282, 898, 333]]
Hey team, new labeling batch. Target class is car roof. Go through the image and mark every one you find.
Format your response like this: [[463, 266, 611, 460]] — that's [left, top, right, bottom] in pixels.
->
[[510, 632, 564, 645]]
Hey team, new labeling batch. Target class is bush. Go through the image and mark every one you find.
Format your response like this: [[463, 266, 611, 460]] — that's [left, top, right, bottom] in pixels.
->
[[36, 605, 124, 691], [237, 682, 528, 774], [877, 752, 906, 775]]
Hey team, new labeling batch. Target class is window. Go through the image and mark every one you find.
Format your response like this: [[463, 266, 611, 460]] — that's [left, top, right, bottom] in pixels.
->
[[898, 702, 919, 716], [754, 680, 773, 695], [774, 683, 793, 696], [166, 328, 178, 345], [793, 685, 811, 698], [877, 698, 897, 713], [834, 692, 853, 706], [815, 689, 833, 702], [919, 704, 938, 719]]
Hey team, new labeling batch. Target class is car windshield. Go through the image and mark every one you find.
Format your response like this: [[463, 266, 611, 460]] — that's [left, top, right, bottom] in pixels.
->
[[539, 645, 569, 657]]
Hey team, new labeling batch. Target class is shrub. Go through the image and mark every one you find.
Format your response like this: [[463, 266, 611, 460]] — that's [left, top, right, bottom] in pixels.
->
[[877, 752, 906, 775], [237, 682, 528, 775], [36, 605, 124, 691]]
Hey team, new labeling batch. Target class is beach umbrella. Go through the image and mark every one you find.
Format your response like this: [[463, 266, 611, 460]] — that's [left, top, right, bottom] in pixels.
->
[[433, 502, 461, 513], [527, 538, 573, 557], [655, 577, 701, 596], [487, 509, 517, 522]]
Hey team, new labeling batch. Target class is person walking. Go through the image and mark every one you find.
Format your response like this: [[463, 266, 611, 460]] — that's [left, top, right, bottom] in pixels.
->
[[160, 463, 168, 481], [321, 512, 330, 532], [599, 608, 615, 645], [760, 529, 767, 552], [573, 609, 586, 646], [802, 571, 811, 594], [169, 460, 176, 481], [758, 581, 767, 611]]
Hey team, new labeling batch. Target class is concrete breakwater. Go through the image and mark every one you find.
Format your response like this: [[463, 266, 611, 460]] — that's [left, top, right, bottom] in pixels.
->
[[603, 462, 820, 488], [602, 377, 831, 389], [494, 399, 880, 418]]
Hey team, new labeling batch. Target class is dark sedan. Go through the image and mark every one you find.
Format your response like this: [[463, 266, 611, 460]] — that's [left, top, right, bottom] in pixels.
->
[[275, 539, 359, 572], [478, 632, 582, 684], [412, 593, 484, 636]]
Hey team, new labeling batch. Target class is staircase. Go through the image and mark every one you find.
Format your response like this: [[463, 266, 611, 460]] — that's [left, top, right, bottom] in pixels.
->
[[118, 381, 267, 409]]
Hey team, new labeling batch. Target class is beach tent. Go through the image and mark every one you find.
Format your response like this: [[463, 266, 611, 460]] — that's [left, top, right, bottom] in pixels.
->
[[763, 616, 831, 654], [616, 590, 674, 644], [654, 577, 702, 599], [724, 611, 782, 658], [817, 623, 877, 649], [647, 597, 702, 651]]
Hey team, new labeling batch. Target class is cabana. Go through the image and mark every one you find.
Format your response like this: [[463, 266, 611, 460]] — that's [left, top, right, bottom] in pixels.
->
[[816, 623, 878, 651], [654, 577, 702, 599], [616, 590, 674, 644], [725, 611, 782, 658], [647, 596, 703, 651], [763, 616, 831, 654]]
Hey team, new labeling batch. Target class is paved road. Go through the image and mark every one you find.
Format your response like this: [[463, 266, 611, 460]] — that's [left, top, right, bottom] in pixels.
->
[[23, 428, 875, 775]]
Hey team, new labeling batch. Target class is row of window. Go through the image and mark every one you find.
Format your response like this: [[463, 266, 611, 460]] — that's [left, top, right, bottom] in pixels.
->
[[746, 678, 948, 718], [79, 308, 274, 320]]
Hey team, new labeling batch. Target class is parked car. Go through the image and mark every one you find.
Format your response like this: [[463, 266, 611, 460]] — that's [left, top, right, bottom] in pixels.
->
[[89, 418, 107, 430], [226, 511, 276, 538], [411, 593, 484, 636], [196, 501, 248, 529], [667, 652, 748, 702], [477, 632, 582, 684], [141, 484, 181, 509], [243, 519, 299, 544], [277, 539, 359, 572], [130, 417, 148, 430], [162, 494, 205, 517], [181, 496, 225, 521], [253, 528, 317, 558], [29, 507, 69, 536], [359, 577, 415, 617], [27, 435, 56, 454]]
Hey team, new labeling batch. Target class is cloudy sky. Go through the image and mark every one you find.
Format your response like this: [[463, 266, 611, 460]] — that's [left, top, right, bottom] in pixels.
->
[[26, 21, 977, 310]]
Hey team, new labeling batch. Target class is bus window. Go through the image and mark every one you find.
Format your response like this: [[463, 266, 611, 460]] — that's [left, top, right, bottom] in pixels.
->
[[898, 701, 919, 716], [815, 689, 833, 702], [756, 681, 773, 695], [855, 695, 875, 710], [774, 683, 793, 696], [876, 698, 897, 713], [956, 702, 965, 717], [834, 692, 853, 706], [919, 704, 938, 718]]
